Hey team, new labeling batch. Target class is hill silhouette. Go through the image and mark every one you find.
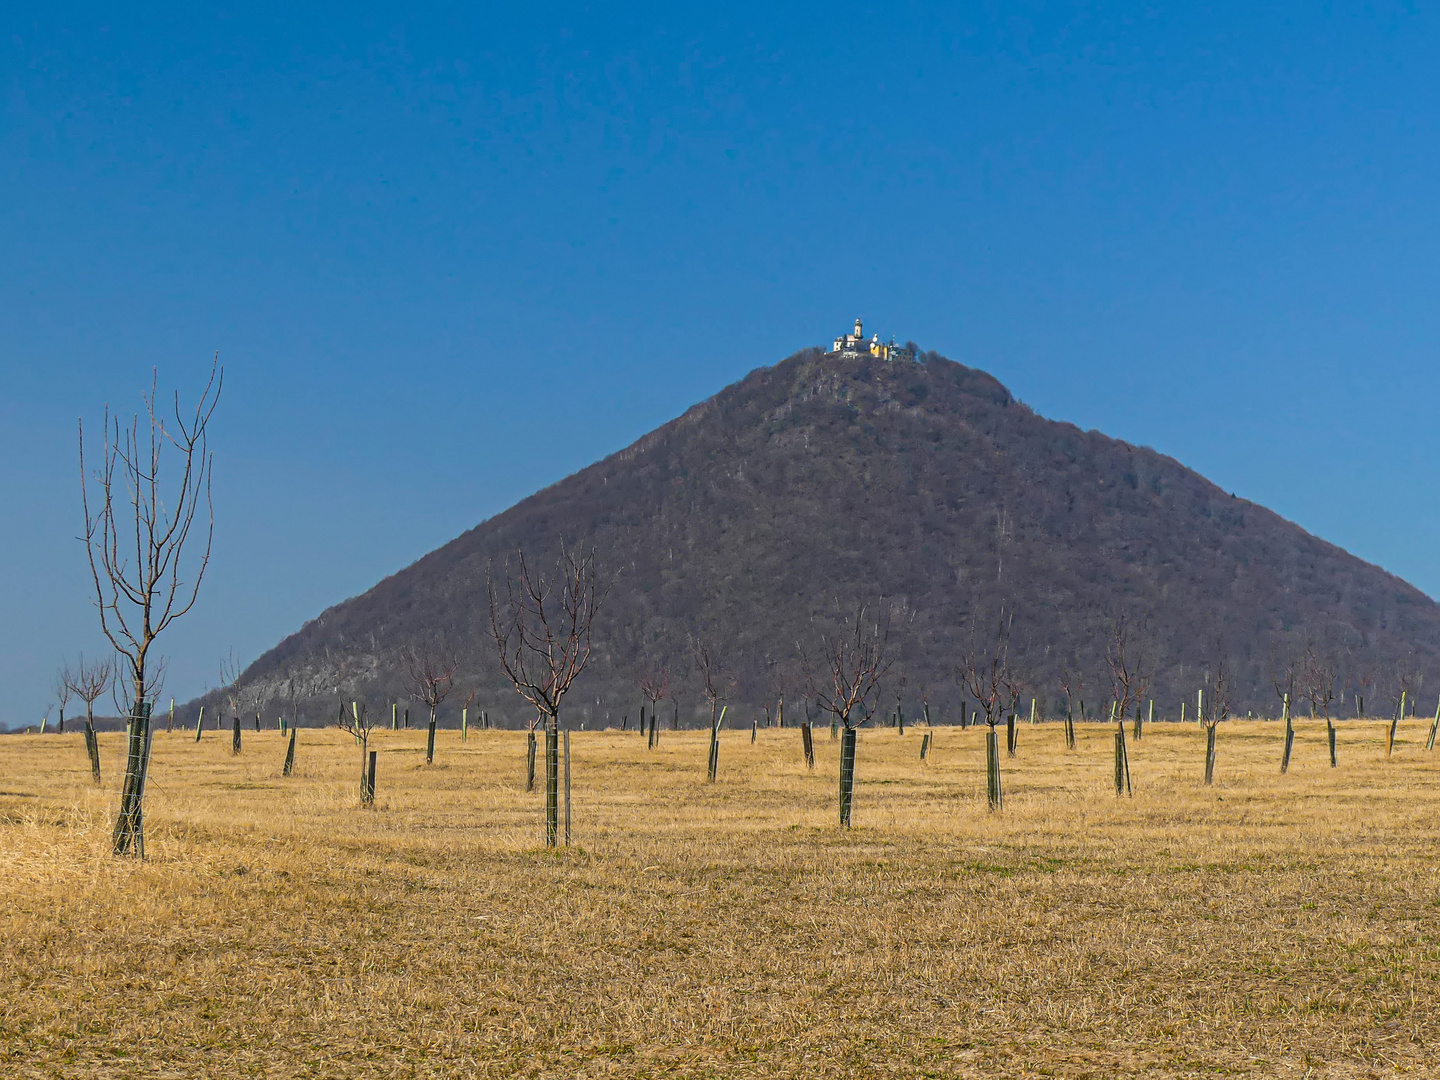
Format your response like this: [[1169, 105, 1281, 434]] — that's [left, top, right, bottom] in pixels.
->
[[214, 347, 1440, 727]]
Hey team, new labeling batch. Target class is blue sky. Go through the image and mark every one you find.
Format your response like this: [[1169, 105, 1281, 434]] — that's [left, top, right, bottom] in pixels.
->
[[2, 3, 1437, 725]]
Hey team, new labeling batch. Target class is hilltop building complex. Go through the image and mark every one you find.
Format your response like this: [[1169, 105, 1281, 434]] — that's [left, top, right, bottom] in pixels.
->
[[828, 318, 915, 362]]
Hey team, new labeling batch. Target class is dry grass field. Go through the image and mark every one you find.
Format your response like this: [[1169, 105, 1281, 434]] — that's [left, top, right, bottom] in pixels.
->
[[5, 718, 1440, 1078]]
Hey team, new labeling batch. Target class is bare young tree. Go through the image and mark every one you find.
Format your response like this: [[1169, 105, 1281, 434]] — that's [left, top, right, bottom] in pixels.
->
[[1106, 613, 1151, 726], [219, 651, 244, 748], [1202, 646, 1229, 786], [1396, 650, 1422, 719], [336, 699, 380, 806], [65, 654, 113, 785], [1058, 654, 1084, 749], [404, 640, 458, 766], [80, 360, 221, 856], [958, 606, 1012, 731], [768, 658, 790, 728], [802, 604, 892, 827], [692, 639, 732, 782], [488, 546, 608, 847], [1269, 640, 1299, 722], [1303, 639, 1339, 768], [638, 668, 671, 734], [52, 665, 74, 734]]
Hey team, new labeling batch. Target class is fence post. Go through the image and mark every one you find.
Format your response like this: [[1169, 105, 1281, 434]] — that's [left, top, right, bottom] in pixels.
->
[[283, 726, 297, 776], [801, 722, 815, 770], [232, 716, 241, 755], [920, 732, 931, 760]]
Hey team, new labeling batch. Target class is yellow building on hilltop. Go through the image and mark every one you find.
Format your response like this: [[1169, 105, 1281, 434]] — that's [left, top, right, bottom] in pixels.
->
[[828, 318, 915, 362]]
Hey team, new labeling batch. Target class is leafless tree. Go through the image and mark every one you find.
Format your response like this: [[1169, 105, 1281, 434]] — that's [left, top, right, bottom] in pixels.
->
[[1396, 651, 1422, 717], [336, 699, 379, 806], [53, 664, 73, 734], [80, 360, 221, 856], [1106, 613, 1150, 723], [1303, 641, 1339, 721], [1058, 656, 1085, 721], [65, 654, 113, 785], [405, 639, 459, 765], [638, 668, 671, 726], [802, 603, 892, 827], [692, 638, 733, 781], [1354, 663, 1377, 718], [250, 682, 266, 733], [219, 651, 243, 733], [802, 605, 892, 732], [1202, 646, 1229, 785], [488, 546, 609, 846], [958, 607, 1012, 730], [1270, 640, 1299, 719], [768, 658, 790, 728]]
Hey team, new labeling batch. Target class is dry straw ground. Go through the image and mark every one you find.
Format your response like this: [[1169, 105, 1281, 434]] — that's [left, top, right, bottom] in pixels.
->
[[4, 719, 1440, 1078]]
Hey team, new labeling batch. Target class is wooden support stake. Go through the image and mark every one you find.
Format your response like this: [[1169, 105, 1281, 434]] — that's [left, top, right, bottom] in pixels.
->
[[801, 722, 815, 770], [563, 730, 572, 846], [525, 730, 537, 792], [283, 726, 297, 777], [232, 716, 241, 755]]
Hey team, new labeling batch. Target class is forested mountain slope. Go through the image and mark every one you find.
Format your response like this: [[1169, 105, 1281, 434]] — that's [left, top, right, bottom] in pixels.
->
[[213, 348, 1440, 725]]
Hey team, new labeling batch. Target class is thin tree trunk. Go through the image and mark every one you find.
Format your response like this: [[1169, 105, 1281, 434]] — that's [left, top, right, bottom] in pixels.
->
[[112, 701, 152, 856]]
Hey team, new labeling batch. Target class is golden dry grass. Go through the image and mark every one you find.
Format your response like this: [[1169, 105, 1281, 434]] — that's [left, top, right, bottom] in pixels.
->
[[4, 718, 1440, 1078]]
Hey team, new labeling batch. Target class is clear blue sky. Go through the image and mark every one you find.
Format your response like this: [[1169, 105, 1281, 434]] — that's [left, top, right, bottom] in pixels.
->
[[3, 3, 1437, 726]]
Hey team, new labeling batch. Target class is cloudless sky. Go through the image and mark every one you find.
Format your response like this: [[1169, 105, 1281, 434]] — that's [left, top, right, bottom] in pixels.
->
[[2, 2, 1437, 725]]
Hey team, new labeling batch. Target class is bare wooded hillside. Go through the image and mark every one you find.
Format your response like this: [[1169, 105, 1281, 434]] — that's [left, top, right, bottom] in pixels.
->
[[209, 348, 1440, 726]]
